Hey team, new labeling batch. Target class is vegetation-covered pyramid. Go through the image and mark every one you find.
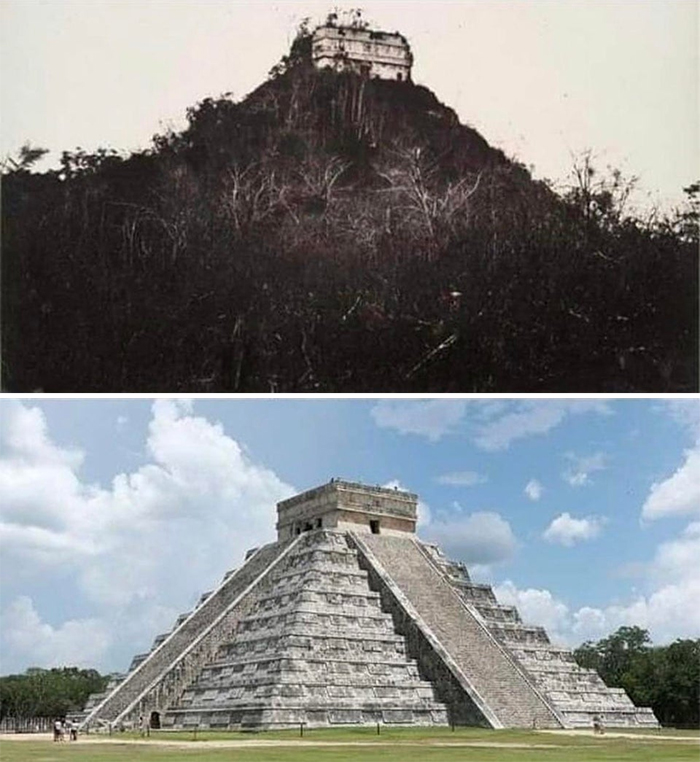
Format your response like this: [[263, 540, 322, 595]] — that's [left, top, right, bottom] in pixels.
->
[[79, 481, 658, 731], [2, 26, 697, 391]]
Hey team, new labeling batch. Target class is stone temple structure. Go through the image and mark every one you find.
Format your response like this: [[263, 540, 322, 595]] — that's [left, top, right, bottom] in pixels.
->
[[80, 480, 658, 731], [311, 25, 413, 81]]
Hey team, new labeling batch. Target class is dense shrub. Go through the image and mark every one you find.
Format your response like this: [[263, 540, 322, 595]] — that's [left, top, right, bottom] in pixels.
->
[[2, 67, 697, 391]]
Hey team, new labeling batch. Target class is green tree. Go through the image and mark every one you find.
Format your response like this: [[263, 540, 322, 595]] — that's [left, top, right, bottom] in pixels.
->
[[0, 668, 109, 721], [574, 628, 700, 728]]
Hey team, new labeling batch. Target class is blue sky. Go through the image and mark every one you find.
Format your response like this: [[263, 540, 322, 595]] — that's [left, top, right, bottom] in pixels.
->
[[1, 0, 696, 212], [1, 397, 698, 675]]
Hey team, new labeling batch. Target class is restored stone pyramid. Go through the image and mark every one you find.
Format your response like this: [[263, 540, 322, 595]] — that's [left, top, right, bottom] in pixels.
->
[[80, 480, 658, 731]]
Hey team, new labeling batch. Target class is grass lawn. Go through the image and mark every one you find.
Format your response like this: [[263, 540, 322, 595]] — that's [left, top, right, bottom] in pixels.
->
[[1, 727, 698, 762]]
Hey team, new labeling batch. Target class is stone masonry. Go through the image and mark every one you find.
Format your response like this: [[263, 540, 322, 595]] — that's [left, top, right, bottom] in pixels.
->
[[80, 480, 659, 731], [312, 25, 413, 81]]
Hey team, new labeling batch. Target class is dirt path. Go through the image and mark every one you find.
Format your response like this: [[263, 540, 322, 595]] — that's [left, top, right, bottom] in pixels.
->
[[0, 734, 561, 749], [538, 729, 699, 743], [2, 730, 697, 750]]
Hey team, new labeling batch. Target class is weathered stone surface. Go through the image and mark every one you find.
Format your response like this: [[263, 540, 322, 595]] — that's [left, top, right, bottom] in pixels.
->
[[81, 480, 658, 731]]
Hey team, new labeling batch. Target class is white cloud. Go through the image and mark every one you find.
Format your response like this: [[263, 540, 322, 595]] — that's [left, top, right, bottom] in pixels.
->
[[472, 400, 611, 451], [436, 471, 487, 487], [524, 479, 543, 501], [563, 452, 608, 487], [641, 447, 700, 521], [652, 521, 700, 584], [660, 399, 700, 440], [3, 596, 111, 669], [543, 512, 606, 546], [0, 399, 294, 673], [494, 581, 570, 644], [371, 399, 612, 449], [495, 524, 700, 646], [421, 511, 517, 567], [371, 400, 466, 441], [1, 403, 84, 469]]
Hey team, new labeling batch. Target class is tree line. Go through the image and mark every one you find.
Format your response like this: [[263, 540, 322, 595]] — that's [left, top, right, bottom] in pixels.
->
[[573, 626, 699, 729], [0, 667, 109, 727]]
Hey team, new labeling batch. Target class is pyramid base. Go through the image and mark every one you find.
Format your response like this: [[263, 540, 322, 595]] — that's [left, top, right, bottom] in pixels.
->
[[161, 704, 449, 730]]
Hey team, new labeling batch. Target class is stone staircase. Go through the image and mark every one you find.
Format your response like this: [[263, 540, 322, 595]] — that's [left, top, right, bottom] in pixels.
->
[[350, 532, 562, 729], [80, 538, 297, 729], [164, 530, 447, 729], [419, 541, 659, 728]]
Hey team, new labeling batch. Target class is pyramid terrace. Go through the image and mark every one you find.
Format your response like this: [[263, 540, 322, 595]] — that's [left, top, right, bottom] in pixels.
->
[[79, 480, 658, 732]]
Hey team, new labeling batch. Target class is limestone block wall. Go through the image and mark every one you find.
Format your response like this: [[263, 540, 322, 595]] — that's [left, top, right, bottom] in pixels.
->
[[312, 26, 412, 81], [164, 530, 447, 730], [80, 539, 295, 729], [424, 542, 660, 729], [350, 532, 561, 729]]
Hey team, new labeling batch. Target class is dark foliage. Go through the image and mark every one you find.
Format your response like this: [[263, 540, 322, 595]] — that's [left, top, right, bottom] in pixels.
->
[[574, 627, 700, 729], [0, 667, 108, 723], [2, 64, 697, 391]]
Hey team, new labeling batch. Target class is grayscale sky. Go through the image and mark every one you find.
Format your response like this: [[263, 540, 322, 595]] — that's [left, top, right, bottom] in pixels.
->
[[0, 0, 697, 212]]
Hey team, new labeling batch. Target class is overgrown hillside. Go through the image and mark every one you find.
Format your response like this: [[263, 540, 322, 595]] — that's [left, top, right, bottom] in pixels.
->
[[2, 58, 697, 391]]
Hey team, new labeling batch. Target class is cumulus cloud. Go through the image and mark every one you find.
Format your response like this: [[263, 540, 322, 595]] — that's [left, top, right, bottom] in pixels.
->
[[0, 400, 294, 673], [494, 581, 570, 644], [371, 399, 612, 450], [2, 597, 111, 669], [641, 447, 700, 521], [524, 479, 543, 501], [472, 400, 611, 451], [543, 512, 606, 546], [495, 524, 700, 646], [660, 399, 700, 440], [421, 511, 517, 567], [371, 400, 467, 441], [436, 471, 487, 487], [563, 452, 608, 487], [494, 579, 700, 647]]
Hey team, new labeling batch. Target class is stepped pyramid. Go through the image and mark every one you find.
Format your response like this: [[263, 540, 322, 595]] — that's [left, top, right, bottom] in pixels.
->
[[80, 480, 658, 731]]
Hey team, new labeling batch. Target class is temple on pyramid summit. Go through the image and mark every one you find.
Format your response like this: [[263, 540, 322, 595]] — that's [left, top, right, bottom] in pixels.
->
[[79, 480, 658, 731], [311, 24, 413, 81]]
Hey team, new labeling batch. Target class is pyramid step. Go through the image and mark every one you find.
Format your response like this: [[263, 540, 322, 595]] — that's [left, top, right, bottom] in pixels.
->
[[163, 703, 449, 730], [226, 626, 407, 646], [189, 672, 432, 691], [474, 603, 521, 624], [352, 532, 561, 729], [81, 539, 297, 728], [253, 586, 382, 608], [489, 623, 551, 645], [202, 653, 423, 671], [237, 604, 393, 626], [450, 582, 499, 604], [180, 683, 441, 704]]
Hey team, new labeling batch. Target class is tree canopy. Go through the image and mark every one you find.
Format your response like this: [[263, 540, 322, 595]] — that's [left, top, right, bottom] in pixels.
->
[[574, 627, 699, 728], [0, 667, 109, 723]]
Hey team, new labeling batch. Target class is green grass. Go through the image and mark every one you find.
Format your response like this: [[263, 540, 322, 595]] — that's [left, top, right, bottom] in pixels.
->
[[2, 728, 698, 762]]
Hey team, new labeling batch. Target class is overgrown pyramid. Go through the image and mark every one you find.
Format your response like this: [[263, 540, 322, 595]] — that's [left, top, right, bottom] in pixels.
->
[[80, 481, 658, 731]]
